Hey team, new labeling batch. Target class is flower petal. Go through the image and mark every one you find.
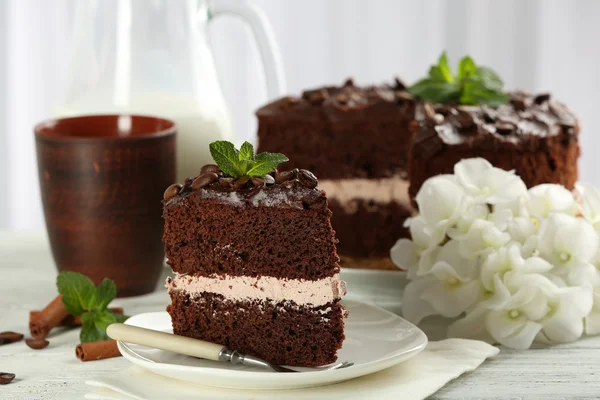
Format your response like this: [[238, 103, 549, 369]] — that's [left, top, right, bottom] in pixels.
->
[[421, 280, 480, 318], [390, 239, 418, 271], [402, 278, 438, 324], [448, 307, 495, 343]]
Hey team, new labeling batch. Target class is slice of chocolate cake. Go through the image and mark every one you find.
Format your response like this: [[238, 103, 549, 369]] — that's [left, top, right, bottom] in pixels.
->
[[257, 79, 416, 270], [163, 141, 347, 367]]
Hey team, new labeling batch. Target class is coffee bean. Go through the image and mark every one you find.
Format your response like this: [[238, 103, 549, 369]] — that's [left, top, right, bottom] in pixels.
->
[[510, 97, 526, 111], [0, 331, 24, 344], [482, 106, 496, 123], [192, 172, 219, 190], [0, 373, 15, 385], [298, 169, 318, 189], [218, 177, 234, 187], [251, 176, 265, 187], [455, 111, 475, 130], [302, 89, 329, 105], [394, 77, 407, 91], [495, 122, 515, 135], [534, 93, 551, 105], [233, 175, 251, 189], [264, 174, 275, 186], [423, 103, 436, 120], [26, 338, 49, 350], [275, 170, 294, 184], [163, 183, 182, 201], [200, 164, 220, 175]]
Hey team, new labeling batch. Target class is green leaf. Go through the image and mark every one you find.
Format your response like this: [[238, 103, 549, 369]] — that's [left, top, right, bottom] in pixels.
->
[[95, 279, 117, 311], [474, 66, 504, 91], [409, 79, 461, 104], [457, 56, 476, 81], [409, 51, 508, 106], [209, 141, 243, 178], [246, 152, 289, 177], [80, 310, 117, 343], [238, 142, 255, 162], [436, 52, 454, 82], [56, 271, 97, 316], [113, 312, 129, 323]]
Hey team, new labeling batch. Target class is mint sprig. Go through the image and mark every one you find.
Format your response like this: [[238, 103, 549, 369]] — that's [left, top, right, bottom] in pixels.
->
[[408, 52, 509, 106], [57, 271, 127, 343], [209, 141, 288, 178]]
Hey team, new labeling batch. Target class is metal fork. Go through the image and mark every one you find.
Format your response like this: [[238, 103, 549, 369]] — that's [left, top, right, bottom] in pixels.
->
[[110, 324, 353, 373]]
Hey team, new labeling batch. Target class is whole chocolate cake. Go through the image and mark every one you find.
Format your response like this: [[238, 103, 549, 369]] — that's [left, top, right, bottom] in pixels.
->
[[257, 79, 416, 270], [163, 142, 347, 367], [408, 92, 580, 200]]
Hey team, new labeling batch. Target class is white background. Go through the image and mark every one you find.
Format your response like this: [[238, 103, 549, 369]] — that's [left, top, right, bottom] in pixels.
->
[[1, 0, 600, 230]]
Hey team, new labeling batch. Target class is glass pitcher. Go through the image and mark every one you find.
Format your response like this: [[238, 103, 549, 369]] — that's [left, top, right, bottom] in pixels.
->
[[55, 0, 285, 182]]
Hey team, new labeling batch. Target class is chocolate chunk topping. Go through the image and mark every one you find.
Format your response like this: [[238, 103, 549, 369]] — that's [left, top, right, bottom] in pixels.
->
[[534, 93, 551, 105], [192, 172, 219, 190], [298, 169, 318, 188], [510, 97, 527, 112], [343, 78, 354, 87], [163, 183, 182, 201]]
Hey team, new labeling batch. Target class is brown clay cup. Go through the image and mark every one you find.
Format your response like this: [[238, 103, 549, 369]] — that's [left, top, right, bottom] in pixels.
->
[[34, 115, 176, 297]]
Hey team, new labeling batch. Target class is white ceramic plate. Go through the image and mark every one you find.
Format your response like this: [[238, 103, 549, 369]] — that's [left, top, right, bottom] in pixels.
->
[[118, 299, 427, 390]]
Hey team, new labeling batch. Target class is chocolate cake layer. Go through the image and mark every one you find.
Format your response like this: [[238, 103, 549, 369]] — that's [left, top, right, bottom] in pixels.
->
[[408, 92, 580, 200], [168, 290, 346, 366], [256, 79, 416, 179], [163, 179, 340, 280], [328, 198, 411, 260]]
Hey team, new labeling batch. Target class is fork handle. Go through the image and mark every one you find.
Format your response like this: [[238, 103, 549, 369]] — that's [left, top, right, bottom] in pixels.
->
[[107, 323, 225, 361]]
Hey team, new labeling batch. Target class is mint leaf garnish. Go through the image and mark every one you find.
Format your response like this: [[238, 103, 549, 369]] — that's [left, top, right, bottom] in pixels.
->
[[209, 141, 288, 178], [239, 142, 255, 161], [56, 271, 97, 316], [408, 52, 508, 106], [56, 271, 127, 343], [209, 141, 243, 177], [246, 152, 289, 177], [95, 278, 117, 311]]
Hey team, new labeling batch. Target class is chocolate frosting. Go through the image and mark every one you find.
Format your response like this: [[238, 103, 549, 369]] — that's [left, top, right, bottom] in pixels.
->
[[255, 78, 414, 117], [413, 91, 579, 159], [165, 169, 326, 211]]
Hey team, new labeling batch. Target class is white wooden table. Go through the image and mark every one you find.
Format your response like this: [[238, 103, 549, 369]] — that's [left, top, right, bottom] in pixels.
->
[[1, 231, 600, 399]]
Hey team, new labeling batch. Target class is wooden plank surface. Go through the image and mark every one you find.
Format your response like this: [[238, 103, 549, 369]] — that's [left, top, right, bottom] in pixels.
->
[[1, 231, 599, 399]]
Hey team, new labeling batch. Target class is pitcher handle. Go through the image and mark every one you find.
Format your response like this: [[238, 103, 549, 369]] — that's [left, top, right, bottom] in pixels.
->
[[208, 0, 286, 99]]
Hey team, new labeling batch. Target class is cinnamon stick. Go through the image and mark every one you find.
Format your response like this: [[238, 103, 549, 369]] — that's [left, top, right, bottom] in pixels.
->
[[76, 340, 121, 362], [29, 307, 124, 327], [29, 295, 69, 339]]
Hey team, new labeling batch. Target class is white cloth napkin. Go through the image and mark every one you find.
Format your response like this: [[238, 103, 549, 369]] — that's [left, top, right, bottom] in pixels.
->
[[85, 338, 498, 400]]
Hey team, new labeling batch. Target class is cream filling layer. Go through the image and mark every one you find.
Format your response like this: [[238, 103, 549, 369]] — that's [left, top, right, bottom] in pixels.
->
[[319, 177, 411, 205], [166, 273, 346, 307]]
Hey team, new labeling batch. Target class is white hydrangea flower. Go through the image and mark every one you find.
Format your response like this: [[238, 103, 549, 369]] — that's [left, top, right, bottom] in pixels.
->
[[576, 183, 600, 229], [537, 213, 600, 287], [415, 175, 465, 243], [457, 219, 511, 260], [402, 241, 479, 324], [391, 216, 433, 273], [396, 157, 600, 349], [454, 158, 527, 204], [527, 184, 578, 219]]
